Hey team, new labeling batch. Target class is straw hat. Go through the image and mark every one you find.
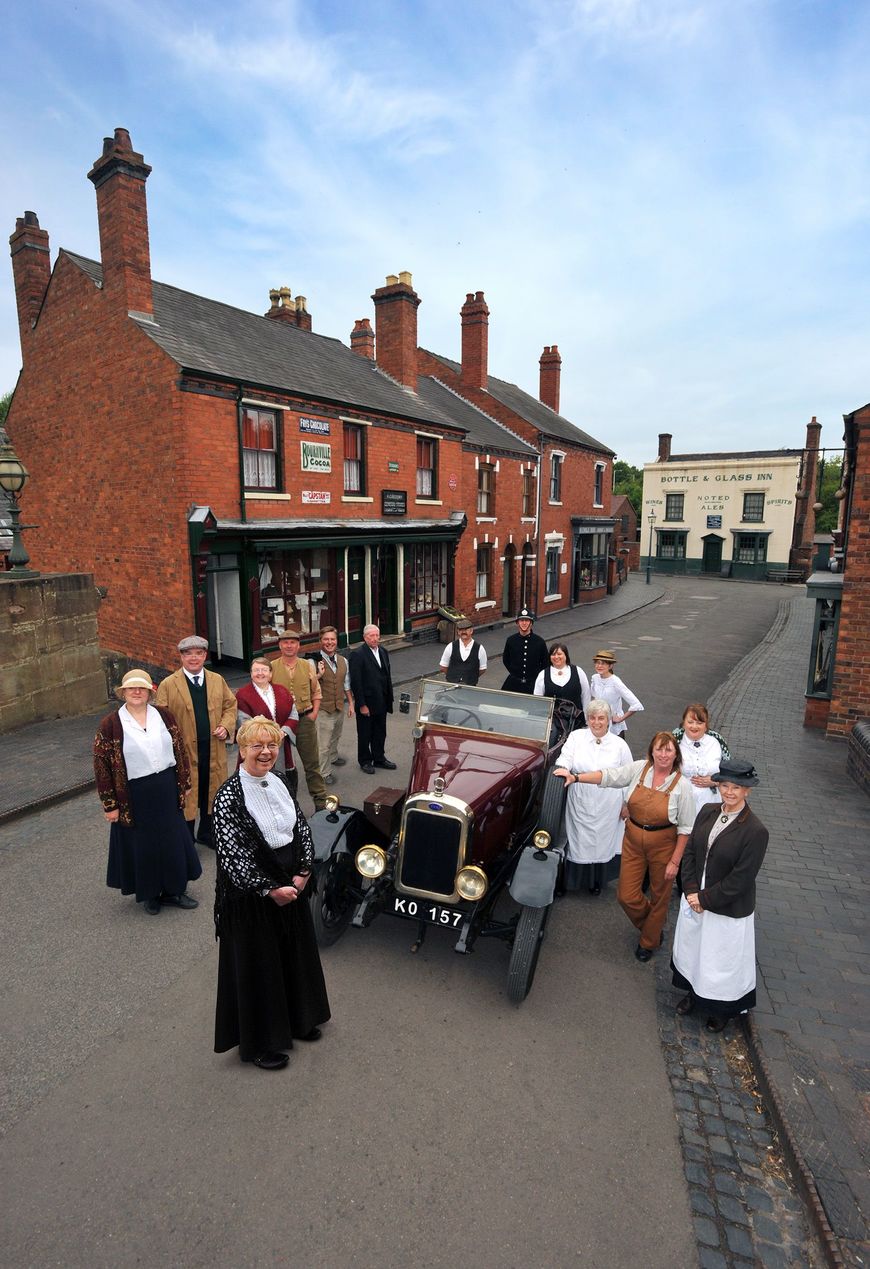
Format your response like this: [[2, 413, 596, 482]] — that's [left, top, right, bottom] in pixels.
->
[[114, 669, 156, 699]]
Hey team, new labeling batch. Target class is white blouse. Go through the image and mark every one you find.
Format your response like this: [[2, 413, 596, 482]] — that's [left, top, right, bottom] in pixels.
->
[[119, 704, 176, 780], [590, 673, 644, 736], [239, 768, 297, 849]]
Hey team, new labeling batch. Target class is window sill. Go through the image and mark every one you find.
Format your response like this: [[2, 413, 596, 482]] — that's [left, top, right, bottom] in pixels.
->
[[245, 491, 291, 500], [543, 593, 562, 603], [474, 599, 497, 610], [476, 516, 496, 524], [548, 500, 563, 507], [521, 516, 536, 523], [593, 502, 604, 509], [415, 498, 443, 506], [342, 495, 374, 503]]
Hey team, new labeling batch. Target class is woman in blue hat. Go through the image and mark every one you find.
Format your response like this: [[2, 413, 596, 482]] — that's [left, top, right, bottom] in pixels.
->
[[671, 757, 769, 1033]]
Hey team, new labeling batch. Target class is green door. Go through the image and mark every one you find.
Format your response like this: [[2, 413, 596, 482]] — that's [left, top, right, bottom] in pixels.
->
[[702, 536, 723, 573]]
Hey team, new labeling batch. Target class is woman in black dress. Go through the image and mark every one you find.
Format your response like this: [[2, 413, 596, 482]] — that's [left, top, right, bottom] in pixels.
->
[[533, 642, 591, 730], [213, 716, 330, 1071]]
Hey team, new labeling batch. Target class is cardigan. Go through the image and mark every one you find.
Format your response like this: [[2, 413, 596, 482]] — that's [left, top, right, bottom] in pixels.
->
[[680, 801, 769, 918], [93, 705, 191, 826]]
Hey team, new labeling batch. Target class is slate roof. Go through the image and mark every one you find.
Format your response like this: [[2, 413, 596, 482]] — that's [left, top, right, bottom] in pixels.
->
[[62, 253, 466, 433], [415, 376, 537, 457], [420, 349, 613, 454]]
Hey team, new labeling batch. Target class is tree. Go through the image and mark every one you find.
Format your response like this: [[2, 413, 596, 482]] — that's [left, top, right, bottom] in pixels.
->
[[0, 391, 11, 425], [613, 460, 643, 517], [814, 456, 843, 534]]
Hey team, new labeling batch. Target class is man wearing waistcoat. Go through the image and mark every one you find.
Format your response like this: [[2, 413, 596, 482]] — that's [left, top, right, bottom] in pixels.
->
[[155, 634, 237, 847], [438, 620, 487, 685], [348, 624, 395, 775], [270, 629, 328, 811], [309, 626, 354, 786]]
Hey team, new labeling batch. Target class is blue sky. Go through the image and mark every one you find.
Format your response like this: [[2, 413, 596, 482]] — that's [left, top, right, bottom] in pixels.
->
[[1, 0, 868, 464]]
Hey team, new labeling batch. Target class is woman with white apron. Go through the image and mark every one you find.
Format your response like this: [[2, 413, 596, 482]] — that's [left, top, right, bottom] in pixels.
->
[[672, 757, 769, 1033]]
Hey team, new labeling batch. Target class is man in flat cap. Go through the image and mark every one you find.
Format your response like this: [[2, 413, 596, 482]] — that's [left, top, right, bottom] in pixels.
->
[[155, 635, 237, 847], [270, 628, 327, 811], [501, 607, 549, 694]]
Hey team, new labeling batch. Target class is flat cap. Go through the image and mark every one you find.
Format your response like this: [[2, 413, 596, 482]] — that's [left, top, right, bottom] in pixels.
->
[[178, 635, 209, 652]]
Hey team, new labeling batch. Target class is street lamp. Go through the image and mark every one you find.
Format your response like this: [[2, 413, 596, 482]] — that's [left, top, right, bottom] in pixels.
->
[[645, 509, 657, 585], [0, 425, 38, 577]]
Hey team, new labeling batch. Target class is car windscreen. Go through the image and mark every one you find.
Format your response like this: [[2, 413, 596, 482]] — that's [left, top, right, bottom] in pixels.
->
[[417, 679, 553, 745]]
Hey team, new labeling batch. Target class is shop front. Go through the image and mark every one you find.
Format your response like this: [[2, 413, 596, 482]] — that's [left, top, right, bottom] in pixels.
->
[[188, 508, 465, 662]]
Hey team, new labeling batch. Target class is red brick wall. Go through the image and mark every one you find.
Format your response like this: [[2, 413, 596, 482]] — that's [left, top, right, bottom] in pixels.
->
[[827, 406, 870, 738], [8, 254, 189, 669], [452, 451, 537, 621]]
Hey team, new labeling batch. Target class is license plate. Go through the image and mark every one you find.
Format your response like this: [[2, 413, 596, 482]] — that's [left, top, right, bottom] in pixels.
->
[[391, 896, 464, 928]]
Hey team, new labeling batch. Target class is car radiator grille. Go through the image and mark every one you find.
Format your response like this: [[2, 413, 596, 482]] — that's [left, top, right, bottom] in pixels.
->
[[399, 809, 462, 896]]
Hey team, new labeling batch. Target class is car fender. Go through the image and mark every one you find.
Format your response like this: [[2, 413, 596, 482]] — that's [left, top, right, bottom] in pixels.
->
[[509, 844, 559, 909], [308, 807, 365, 864]]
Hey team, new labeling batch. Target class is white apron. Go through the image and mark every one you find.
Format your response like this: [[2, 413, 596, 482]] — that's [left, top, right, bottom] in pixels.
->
[[560, 730, 631, 864], [672, 810, 756, 1002]]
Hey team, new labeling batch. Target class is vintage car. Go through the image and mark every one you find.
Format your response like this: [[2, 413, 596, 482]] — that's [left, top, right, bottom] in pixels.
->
[[308, 679, 577, 1002]]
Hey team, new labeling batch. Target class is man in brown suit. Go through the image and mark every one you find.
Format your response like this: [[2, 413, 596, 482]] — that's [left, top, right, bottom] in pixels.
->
[[270, 629, 327, 811], [310, 626, 354, 786], [155, 635, 237, 846]]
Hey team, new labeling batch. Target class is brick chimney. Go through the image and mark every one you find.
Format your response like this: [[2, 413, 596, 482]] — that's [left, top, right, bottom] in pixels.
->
[[460, 291, 489, 391], [351, 318, 375, 359], [87, 127, 153, 315], [9, 211, 51, 363], [294, 295, 312, 332], [265, 286, 297, 322], [658, 433, 672, 462], [372, 271, 420, 389], [539, 345, 561, 413]]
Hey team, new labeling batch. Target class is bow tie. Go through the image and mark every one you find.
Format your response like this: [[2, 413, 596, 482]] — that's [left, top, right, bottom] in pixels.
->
[[693, 741, 701, 747]]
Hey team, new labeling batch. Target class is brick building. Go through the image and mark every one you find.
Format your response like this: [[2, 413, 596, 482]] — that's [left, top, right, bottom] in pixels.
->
[[803, 402, 870, 738], [6, 128, 613, 671], [611, 493, 640, 574]]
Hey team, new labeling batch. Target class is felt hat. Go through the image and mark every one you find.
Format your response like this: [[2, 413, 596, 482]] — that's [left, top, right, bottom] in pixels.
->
[[711, 757, 760, 788], [278, 628, 302, 642]]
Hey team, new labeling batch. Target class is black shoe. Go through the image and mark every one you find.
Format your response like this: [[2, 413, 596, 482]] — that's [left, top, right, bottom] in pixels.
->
[[332, 757, 347, 766], [143, 898, 161, 916], [676, 993, 695, 1016], [360, 763, 376, 774], [705, 1015, 728, 1033], [373, 758, 397, 770], [162, 892, 198, 909], [196, 837, 215, 849], [589, 885, 602, 896], [249, 1051, 290, 1070], [299, 1027, 322, 1043], [634, 944, 653, 963]]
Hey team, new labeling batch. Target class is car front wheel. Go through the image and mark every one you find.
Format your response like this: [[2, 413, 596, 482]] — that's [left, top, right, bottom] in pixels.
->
[[310, 853, 357, 946], [506, 903, 549, 1003]]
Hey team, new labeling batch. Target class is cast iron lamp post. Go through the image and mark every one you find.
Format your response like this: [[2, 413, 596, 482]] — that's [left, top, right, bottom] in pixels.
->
[[0, 426, 38, 577], [645, 509, 656, 585]]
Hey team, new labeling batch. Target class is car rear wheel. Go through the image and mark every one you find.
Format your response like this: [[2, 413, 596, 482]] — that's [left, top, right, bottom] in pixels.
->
[[506, 903, 548, 1003], [310, 853, 356, 946]]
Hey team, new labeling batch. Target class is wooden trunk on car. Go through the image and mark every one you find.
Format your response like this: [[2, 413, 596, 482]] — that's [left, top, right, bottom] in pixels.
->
[[363, 786, 405, 838]]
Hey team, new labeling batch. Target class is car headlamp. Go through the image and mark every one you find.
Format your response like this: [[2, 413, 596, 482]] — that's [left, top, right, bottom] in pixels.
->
[[355, 844, 387, 879], [323, 794, 340, 814], [455, 865, 488, 901], [533, 830, 551, 850]]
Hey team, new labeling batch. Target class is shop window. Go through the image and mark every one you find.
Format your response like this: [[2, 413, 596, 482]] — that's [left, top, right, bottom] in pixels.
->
[[545, 546, 560, 594], [657, 531, 687, 560], [734, 534, 767, 564], [594, 463, 606, 507], [408, 542, 449, 615], [258, 547, 332, 639], [242, 407, 278, 489], [416, 438, 438, 498], [549, 454, 563, 502], [476, 544, 493, 599], [477, 463, 495, 516], [522, 469, 535, 517], [742, 492, 765, 522], [665, 493, 684, 521], [576, 532, 609, 589], [343, 423, 366, 495]]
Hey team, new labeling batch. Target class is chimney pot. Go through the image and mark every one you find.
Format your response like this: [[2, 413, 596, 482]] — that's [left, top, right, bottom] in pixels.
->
[[398, 270, 413, 286], [385, 274, 398, 286], [658, 433, 672, 463], [351, 317, 375, 360], [539, 344, 562, 413]]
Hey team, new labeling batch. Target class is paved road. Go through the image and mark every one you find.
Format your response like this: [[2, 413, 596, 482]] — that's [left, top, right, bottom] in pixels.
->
[[1, 576, 809, 1269]]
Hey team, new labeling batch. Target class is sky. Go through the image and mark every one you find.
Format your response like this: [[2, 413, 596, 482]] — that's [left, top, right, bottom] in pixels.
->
[[1, 0, 868, 465]]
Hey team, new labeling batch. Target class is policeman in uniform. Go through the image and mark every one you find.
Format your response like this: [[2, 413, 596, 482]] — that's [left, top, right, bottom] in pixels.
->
[[501, 607, 549, 694]]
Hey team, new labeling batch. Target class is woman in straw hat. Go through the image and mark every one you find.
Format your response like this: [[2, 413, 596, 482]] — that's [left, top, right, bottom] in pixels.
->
[[94, 669, 202, 916], [672, 758, 769, 1033], [589, 650, 644, 738]]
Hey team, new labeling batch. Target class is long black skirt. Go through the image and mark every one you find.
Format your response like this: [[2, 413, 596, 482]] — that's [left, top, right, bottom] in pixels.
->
[[107, 767, 203, 902], [214, 845, 331, 1060], [670, 962, 756, 1019], [563, 856, 621, 893]]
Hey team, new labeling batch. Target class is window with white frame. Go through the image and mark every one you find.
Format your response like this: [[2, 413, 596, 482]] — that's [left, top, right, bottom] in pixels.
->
[[549, 453, 563, 502], [476, 544, 493, 598], [242, 407, 278, 489], [522, 468, 535, 517], [416, 437, 438, 498], [742, 492, 765, 522], [343, 423, 366, 495], [545, 545, 560, 593], [477, 462, 495, 515], [594, 463, 606, 506]]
